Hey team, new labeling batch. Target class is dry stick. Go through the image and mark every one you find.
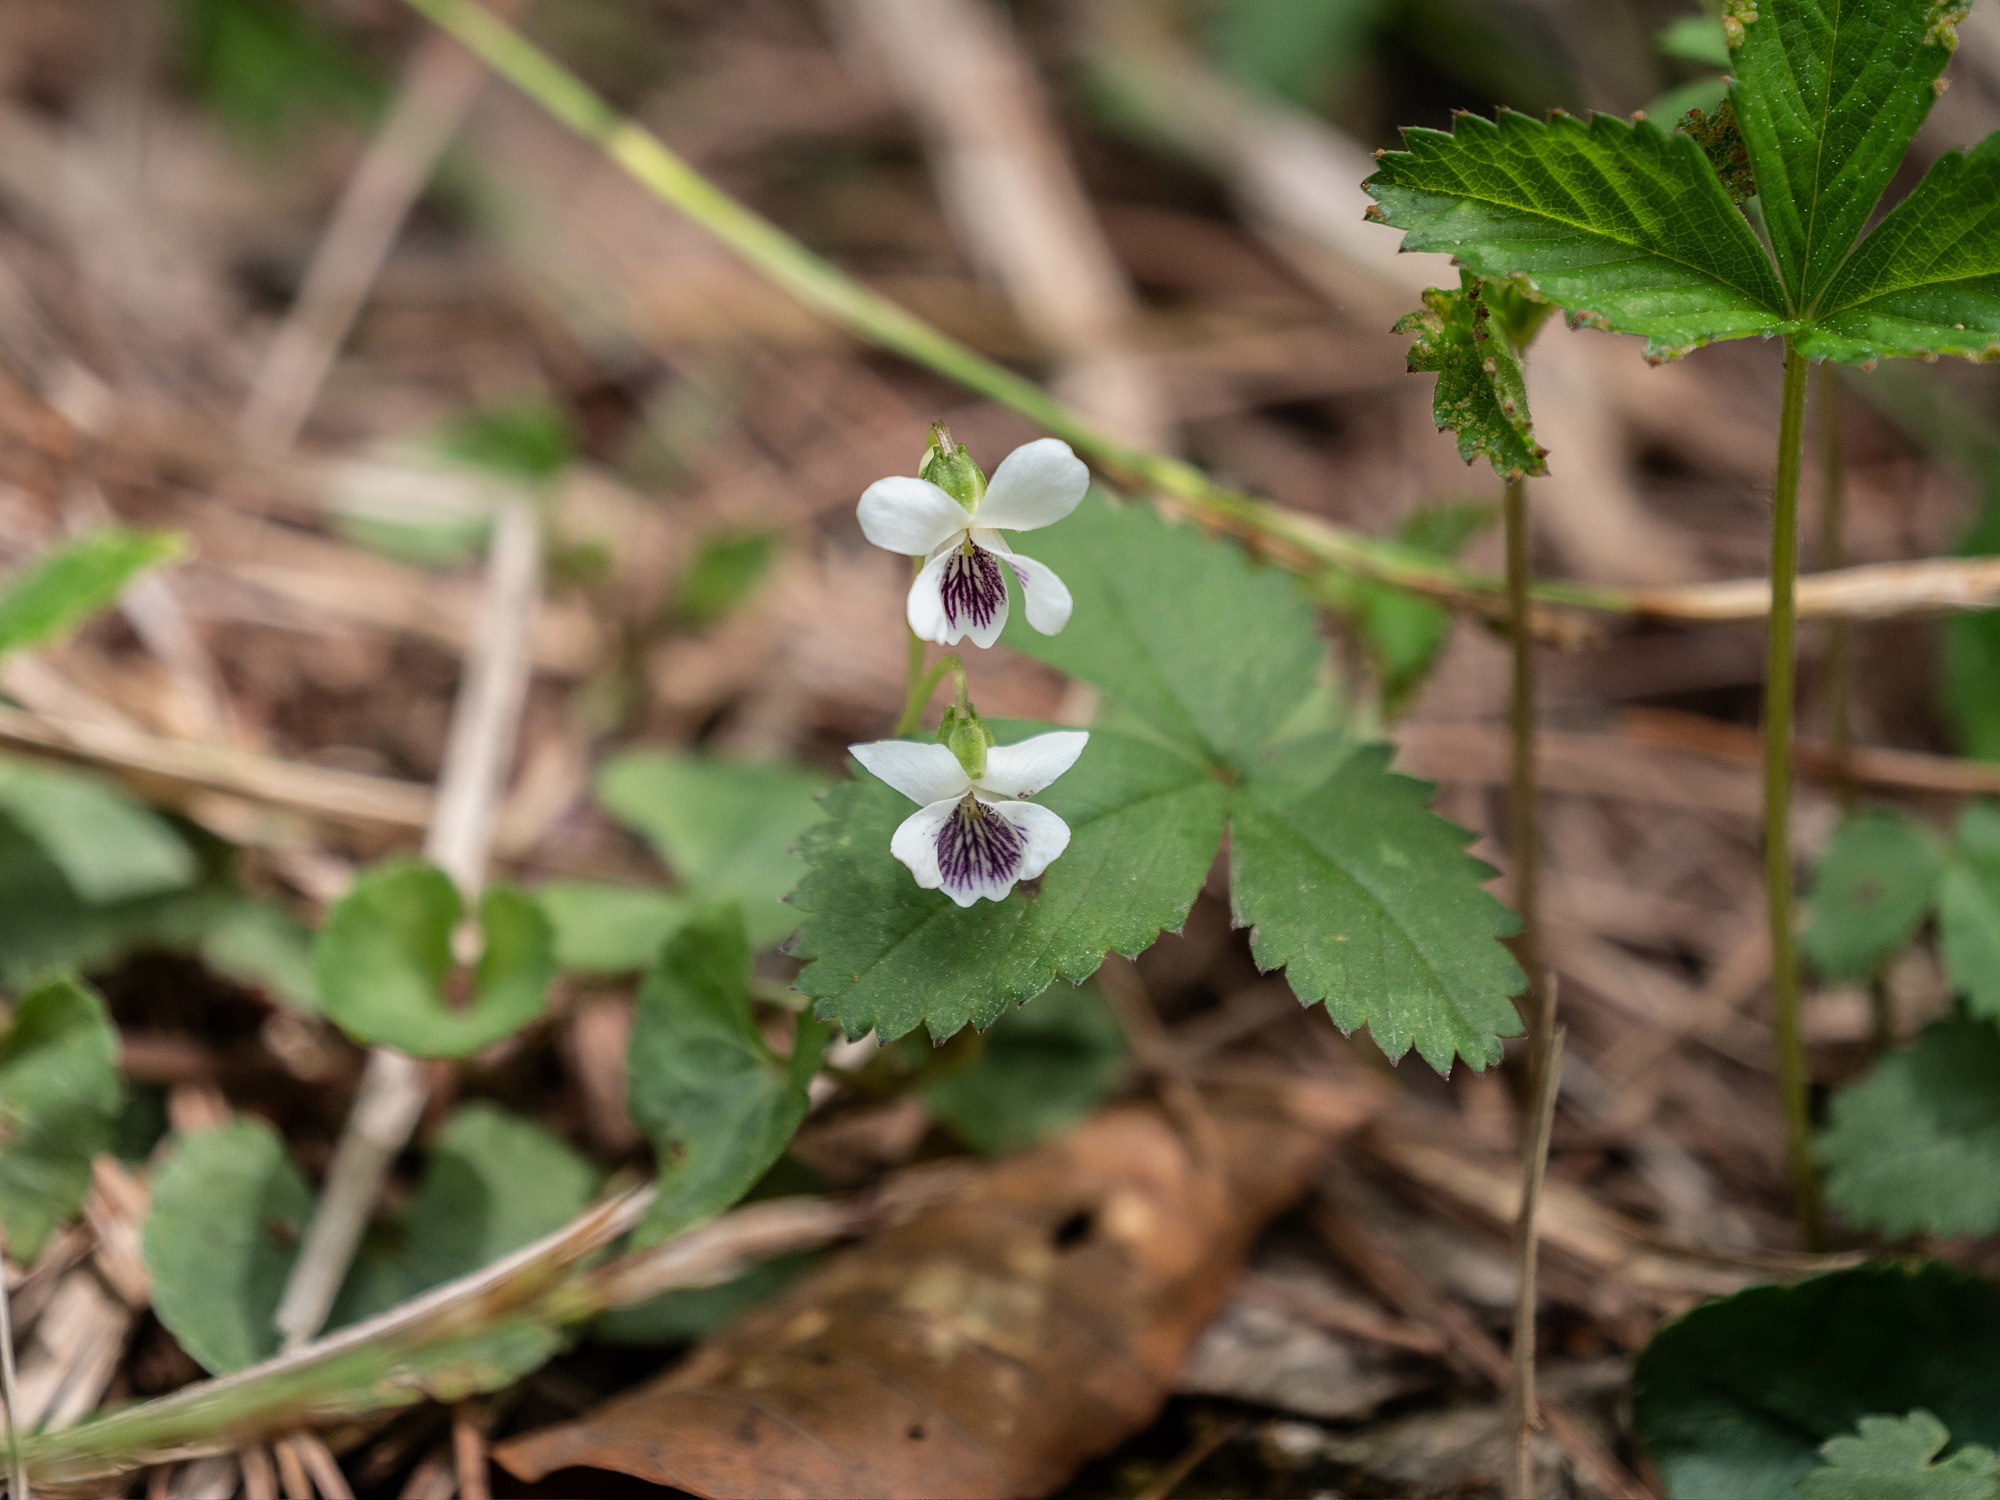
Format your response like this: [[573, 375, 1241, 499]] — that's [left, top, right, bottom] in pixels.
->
[[2, 1238, 26, 1500], [1766, 343, 1825, 1249], [272, 496, 543, 1351], [238, 0, 519, 454], [1509, 1022, 1564, 1500]]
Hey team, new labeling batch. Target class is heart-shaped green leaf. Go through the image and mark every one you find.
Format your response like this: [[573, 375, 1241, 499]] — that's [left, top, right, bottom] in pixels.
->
[[0, 974, 121, 1260]]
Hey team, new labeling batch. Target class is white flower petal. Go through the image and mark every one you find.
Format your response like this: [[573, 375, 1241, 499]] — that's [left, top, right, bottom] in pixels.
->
[[920, 542, 1010, 648], [932, 796, 1031, 906], [976, 731, 1089, 798], [858, 476, 971, 556], [979, 533, 1072, 635], [987, 800, 1071, 883], [851, 740, 970, 805], [889, 797, 959, 890], [973, 438, 1088, 532]]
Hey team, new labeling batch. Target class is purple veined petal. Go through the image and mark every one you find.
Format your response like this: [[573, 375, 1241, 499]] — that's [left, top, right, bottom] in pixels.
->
[[931, 794, 1031, 906], [973, 438, 1089, 532], [906, 548, 955, 645], [857, 476, 972, 556], [984, 800, 1070, 884], [934, 542, 1011, 649], [977, 531, 1072, 635], [889, 797, 960, 890], [977, 731, 1088, 798], [851, 739, 971, 806]]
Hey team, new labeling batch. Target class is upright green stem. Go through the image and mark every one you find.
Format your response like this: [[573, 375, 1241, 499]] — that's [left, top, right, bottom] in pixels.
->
[[1504, 477, 1542, 1012], [1768, 341, 1824, 1248], [1816, 366, 1894, 1050], [893, 558, 928, 736]]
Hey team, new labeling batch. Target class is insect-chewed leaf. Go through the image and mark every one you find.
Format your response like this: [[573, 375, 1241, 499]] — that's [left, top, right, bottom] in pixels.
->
[[0, 974, 121, 1261], [1729, 0, 1962, 308], [1939, 802, 2000, 1020], [1228, 737, 1524, 1072], [627, 906, 828, 1244], [314, 860, 555, 1058], [143, 1118, 314, 1374], [1396, 278, 1547, 479], [923, 983, 1128, 1155], [791, 727, 1227, 1043], [0, 756, 197, 904], [1802, 131, 2000, 363], [1364, 108, 1788, 359], [1822, 1017, 2000, 1238], [1801, 806, 1947, 981], [597, 752, 827, 950], [1000, 496, 1322, 770], [1802, 1411, 2000, 1500], [1633, 1263, 2000, 1500]]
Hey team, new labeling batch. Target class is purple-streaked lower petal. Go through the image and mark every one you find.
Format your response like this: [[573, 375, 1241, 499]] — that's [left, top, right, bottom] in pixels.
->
[[889, 797, 959, 891], [984, 799, 1070, 884], [857, 477, 970, 556], [976, 730, 1089, 798], [978, 532, 1072, 635], [930, 794, 1032, 906], [911, 543, 1010, 648], [973, 439, 1088, 532], [851, 739, 971, 806]]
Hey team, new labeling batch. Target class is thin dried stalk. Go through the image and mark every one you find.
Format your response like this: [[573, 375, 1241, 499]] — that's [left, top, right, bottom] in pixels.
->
[[1509, 1025, 1564, 1500], [2, 1239, 26, 1500]]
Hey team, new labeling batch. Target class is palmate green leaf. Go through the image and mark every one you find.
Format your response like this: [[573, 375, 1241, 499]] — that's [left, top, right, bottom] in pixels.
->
[[1633, 1263, 2000, 1499], [1939, 803, 2000, 1020], [627, 906, 828, 1244], [1364, 109, 1787, 359], [597, 752, 827, 950], [0, 975, 121, 1261], [1397, 276, 1548, 480], [1802, 806, 1947, 980], [0, 756, 197, 904], [923, 982, 1127, 1155], [1727, 0, 1961, 308], [790, 726, 1229, 1044], [1001, 496, 1322, 769], [143, 1118, 314, 1374], [314, 861, 555, 1058], [1230, 738, 1524, 1070], [1821, 1016, 2000, 1238], [1801, 131, 2000, 363], [0, 528, 182, 661], [1801, 1412, 2000, 1500]]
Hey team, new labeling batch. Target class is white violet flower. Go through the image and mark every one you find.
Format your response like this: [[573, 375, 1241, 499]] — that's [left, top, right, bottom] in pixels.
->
[[857, 437, 1087, 648], [850, 730, 1089, 906]]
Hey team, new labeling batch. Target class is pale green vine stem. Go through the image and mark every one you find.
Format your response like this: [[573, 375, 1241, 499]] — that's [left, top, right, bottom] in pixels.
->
[[1768, 342, 1824, 1249]]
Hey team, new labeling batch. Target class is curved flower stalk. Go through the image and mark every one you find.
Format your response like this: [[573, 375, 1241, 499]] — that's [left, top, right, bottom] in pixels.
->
[[850, 728, 1088, 906], [859, 436, 1086, 648]]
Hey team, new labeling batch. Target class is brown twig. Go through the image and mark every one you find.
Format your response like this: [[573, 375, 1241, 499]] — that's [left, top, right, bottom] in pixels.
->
[[1, 1235, 26, 1500], [450, 1403, 490, 1500], [1623, 708, 2000, 799]]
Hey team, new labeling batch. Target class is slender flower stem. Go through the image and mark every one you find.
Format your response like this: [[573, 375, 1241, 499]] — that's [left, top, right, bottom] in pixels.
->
[[1510, 1021, 1563, 1500], [893, 651, 967, 737], [1768, 341, 1824, 1248], [1504, 476, 1542, 1012], [893, 557, 928, 736]]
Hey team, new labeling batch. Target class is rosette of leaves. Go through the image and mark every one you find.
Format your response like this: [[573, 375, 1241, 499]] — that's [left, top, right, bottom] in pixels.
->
[[792, 498, 1525, 1072], [1365, 0, 1999, 366]]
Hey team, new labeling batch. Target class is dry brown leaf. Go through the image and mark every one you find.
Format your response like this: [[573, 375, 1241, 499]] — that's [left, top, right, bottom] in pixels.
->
[[498, 1083, 1376, 1500]]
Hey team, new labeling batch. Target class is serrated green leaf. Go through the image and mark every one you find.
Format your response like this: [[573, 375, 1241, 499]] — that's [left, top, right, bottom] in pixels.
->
[[1000, 496, 1322, 767], [0, 756, 196, 904], [1802, 1412, 2000, 1500], [0, 528, 182, 662], [143, 1118, 314, 1374], [537, 880, 689, 974], [1940, 803, 2000, 1019], [597, 753, 827, 950], [1802, 807, 1947, 980], [1633, 1263, 2000, 1499], [1364, 109, 1787, 359], [1821, 1017, 2000, 1237], [315, 861, 555, 1058], [0, 975, 121, 1260], [1728, 0, 1960, 307], [1229, 738, 1524, 1071], [1803, 132, 2000, 363], [790, 725, 1227, 1042], [923, 982, 1127, 1155], [1397, 277, 1547, 479], [627, 906, 827, 1243]]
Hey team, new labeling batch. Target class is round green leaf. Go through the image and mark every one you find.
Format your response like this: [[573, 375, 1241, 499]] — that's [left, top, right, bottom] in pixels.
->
[[315, 860, 555, 1058], [1802, 807, 1947, 982], [0, 974, 121, 1260], [1634, 1263, 2000, 1499]]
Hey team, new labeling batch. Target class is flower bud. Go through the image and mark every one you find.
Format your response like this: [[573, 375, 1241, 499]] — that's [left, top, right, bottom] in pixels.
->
[[919, 421, 986, 511], [937, 704, 994, 781]]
